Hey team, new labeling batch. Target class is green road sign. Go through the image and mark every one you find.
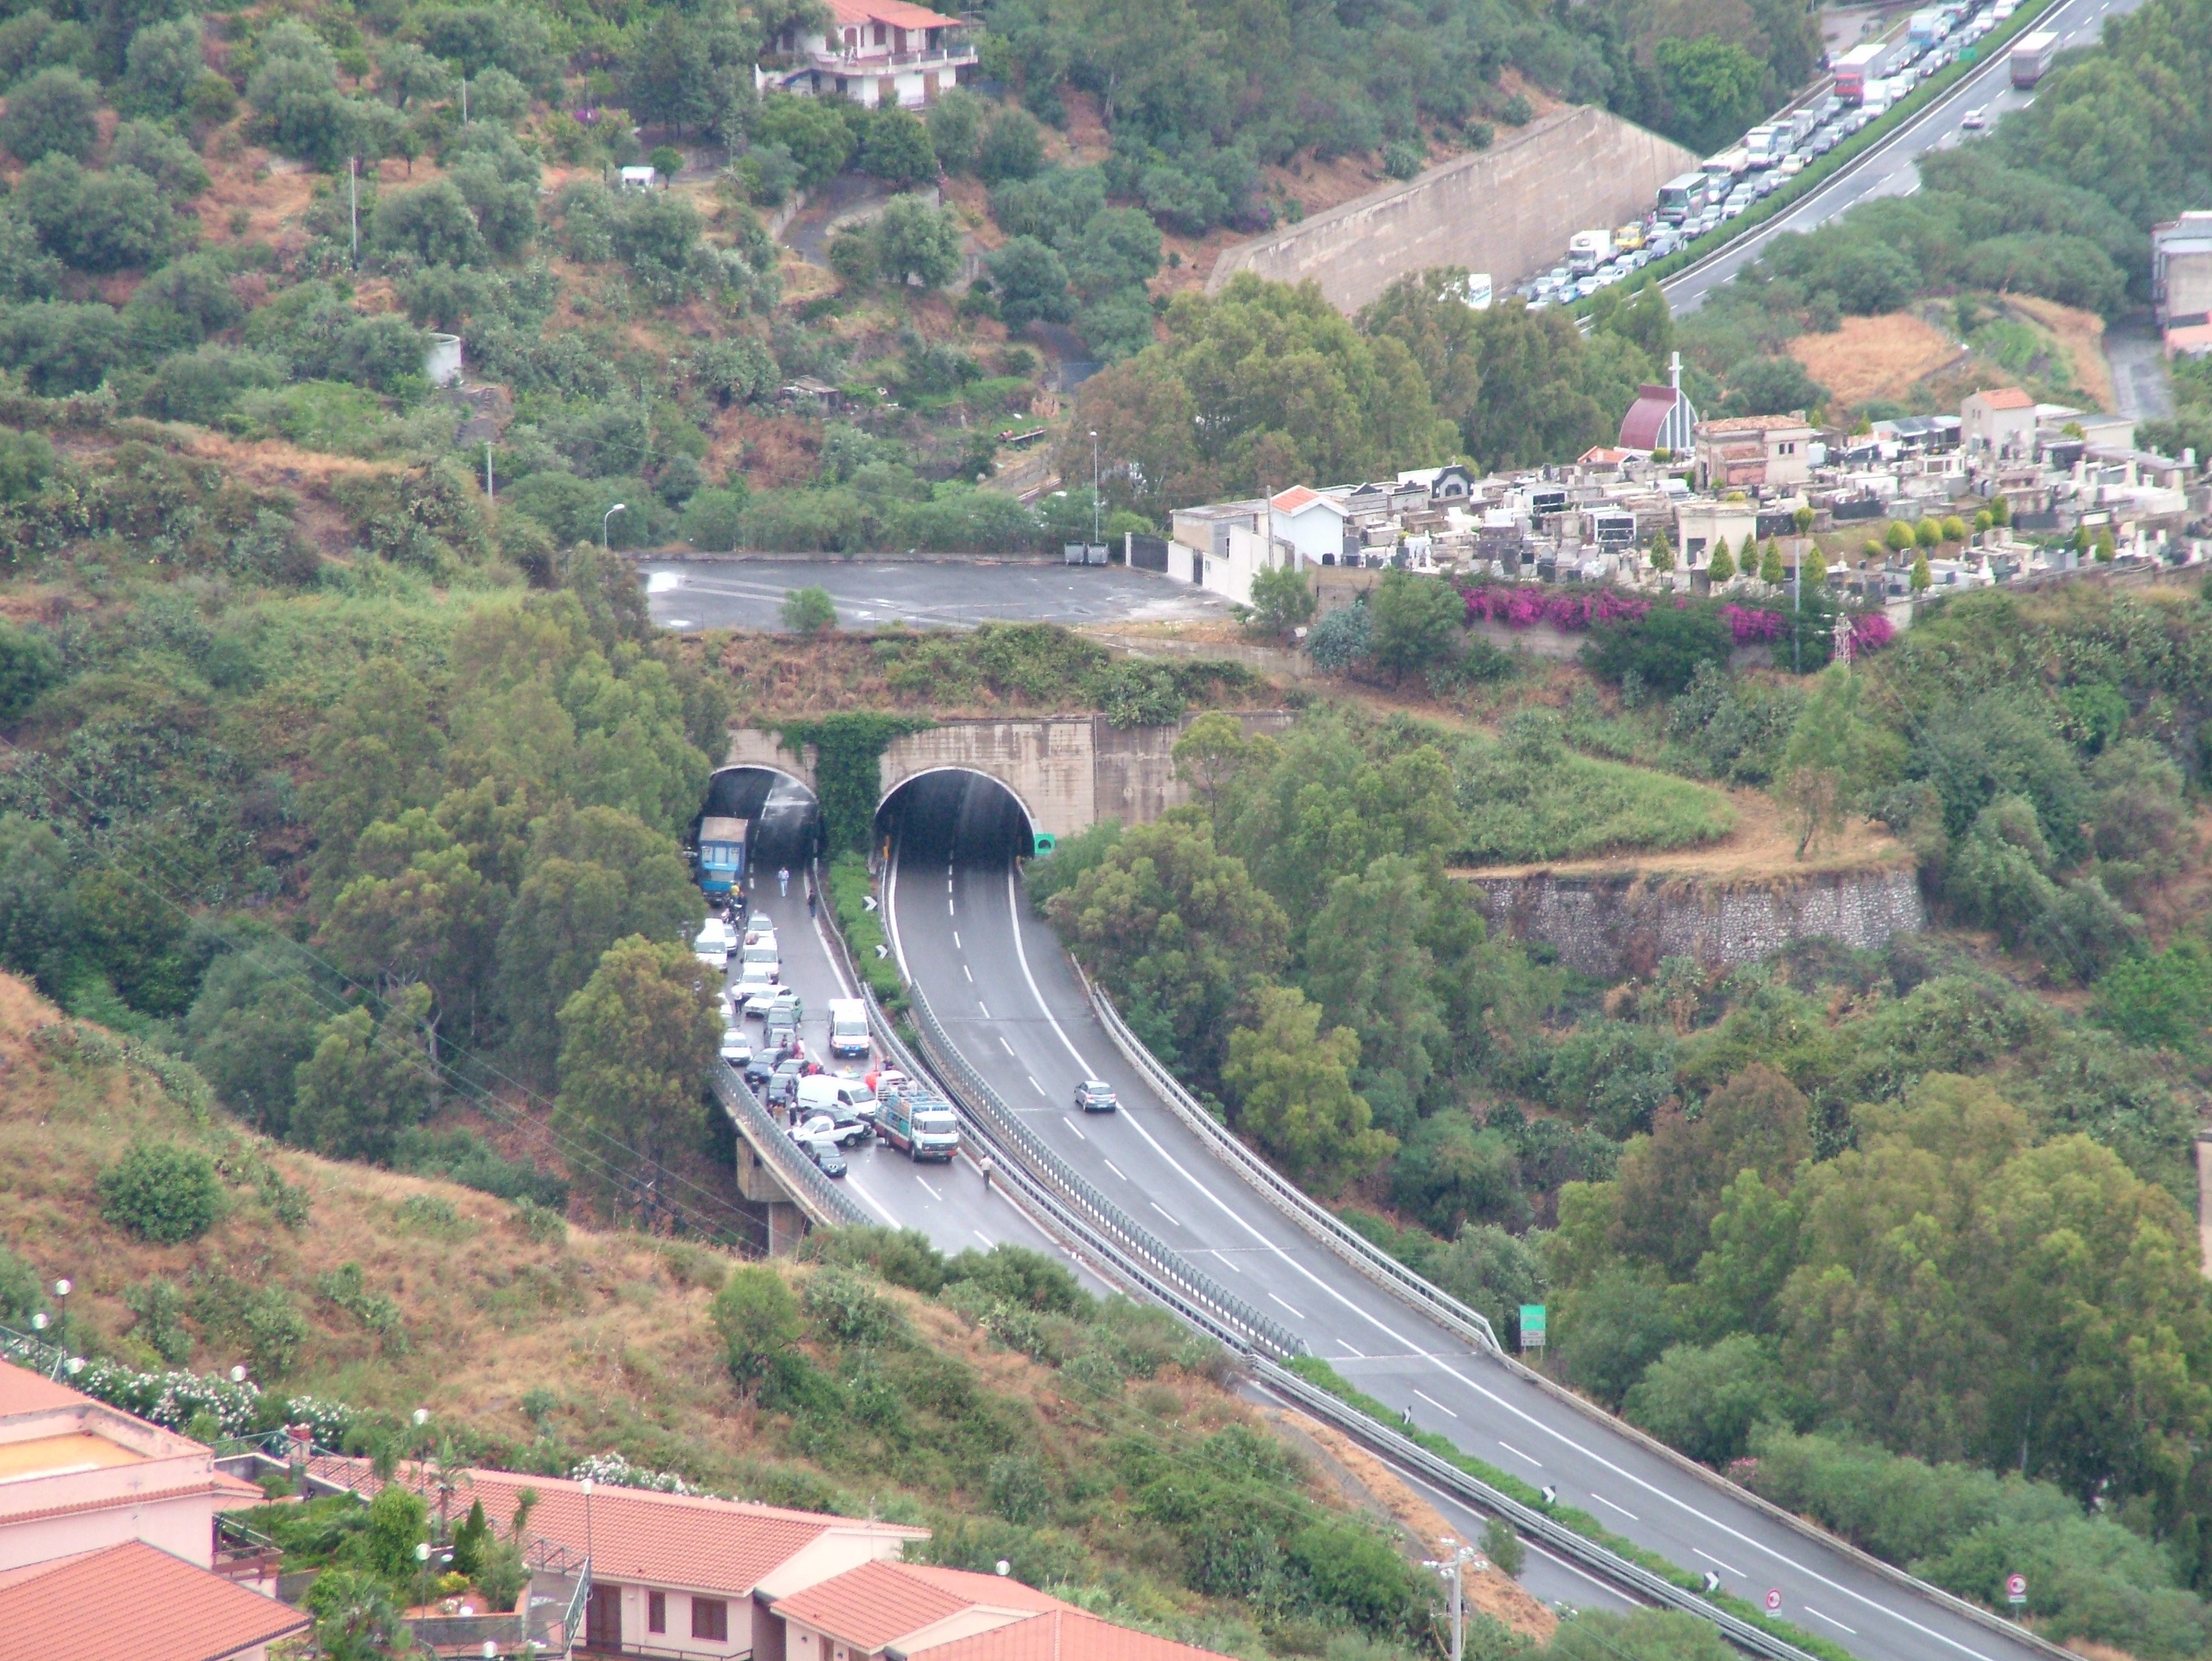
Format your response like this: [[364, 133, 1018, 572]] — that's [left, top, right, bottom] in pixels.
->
[[1519, 1304, 1546, 1348], [1033, 832, 1057, 856]]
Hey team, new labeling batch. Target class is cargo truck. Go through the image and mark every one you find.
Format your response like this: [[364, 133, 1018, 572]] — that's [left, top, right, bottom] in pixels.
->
[[1567, 228, 1613, 273], [2009, 29, 2057, 85], [878, 1083, 962, 1161], [697, 815, 748, 898]]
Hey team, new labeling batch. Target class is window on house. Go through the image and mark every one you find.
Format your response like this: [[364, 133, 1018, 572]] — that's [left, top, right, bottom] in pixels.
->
[[650, 1592, 667, 1634], [693, 1598, 731, 1642]]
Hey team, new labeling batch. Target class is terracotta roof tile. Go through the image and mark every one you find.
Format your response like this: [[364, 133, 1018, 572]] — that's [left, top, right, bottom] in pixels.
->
[[0, 1474, 263, 1527], [0, 1540, 308, 1661], [908, 1609, 1231, 1661], [1972, 386, 2035, 410], [0, 1363, 93, 1417], [780, 1560, 1074, 1651], [319, 1459, 923, 1598], [827, 0, 962, 27]]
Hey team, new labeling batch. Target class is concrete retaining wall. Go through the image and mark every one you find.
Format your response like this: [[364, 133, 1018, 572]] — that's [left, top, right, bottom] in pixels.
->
[[1469, 863, 1926, 979], [1207, 107, 1699, 315]]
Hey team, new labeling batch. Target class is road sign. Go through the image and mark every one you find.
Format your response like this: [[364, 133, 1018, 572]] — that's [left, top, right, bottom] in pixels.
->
[[2006, 1574, 2027, 1606], [1033, 833, 1056, 856], [1519, 1305, 1546, 1349], [1764, 1589, 1782, 1613]]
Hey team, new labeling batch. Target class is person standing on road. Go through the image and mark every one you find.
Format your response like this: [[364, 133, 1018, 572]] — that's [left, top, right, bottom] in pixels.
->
[[778, 865, 790, 897]]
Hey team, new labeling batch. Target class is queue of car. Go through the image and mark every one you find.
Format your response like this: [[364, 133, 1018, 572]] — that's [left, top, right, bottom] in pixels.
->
[[1516, 0, 2007, 308]]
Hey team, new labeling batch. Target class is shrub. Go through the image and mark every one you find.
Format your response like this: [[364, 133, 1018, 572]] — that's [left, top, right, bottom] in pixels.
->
[[780, 585, 837, 634], [1581, 600, 1733, 696], [97, 1142, 224, 1243], [0, 66, 96, 161]]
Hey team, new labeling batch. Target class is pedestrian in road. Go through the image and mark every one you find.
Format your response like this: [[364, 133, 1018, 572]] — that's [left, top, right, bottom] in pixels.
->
[[807, 887, 817, 919], [778, 865, 790, 897], [979, 1157, 994, 1190]]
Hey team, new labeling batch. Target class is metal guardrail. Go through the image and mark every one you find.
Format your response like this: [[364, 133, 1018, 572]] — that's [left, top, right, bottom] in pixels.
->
[[1082, 968, 1502, 1354], [894, 974, 1305, 1358], [709, 1063, 872, 1230], [1255, 1360, 1821, 1661]]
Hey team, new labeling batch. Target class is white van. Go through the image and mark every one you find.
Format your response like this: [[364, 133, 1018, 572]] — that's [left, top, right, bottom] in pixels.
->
[[828, 998, 870, 1058], [796, 1074, 879, 1123], [738, 936, 780, 985], [692, 917, 731, 970]]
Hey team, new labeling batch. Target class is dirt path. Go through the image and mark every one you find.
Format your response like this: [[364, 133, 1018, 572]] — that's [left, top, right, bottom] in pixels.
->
[[1456, 787, 1908, 883]]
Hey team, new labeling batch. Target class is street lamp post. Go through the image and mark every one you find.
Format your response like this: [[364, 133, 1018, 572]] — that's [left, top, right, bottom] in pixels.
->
[[1422, 1538, 1486, 1661], [602, 503, 627, 552], [1089, 429, 1101, 551]]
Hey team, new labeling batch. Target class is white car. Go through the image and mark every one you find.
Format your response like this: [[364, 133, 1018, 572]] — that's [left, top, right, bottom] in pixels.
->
[[1961, 106, 1987, 129], [720, 1027, 752, 1065]]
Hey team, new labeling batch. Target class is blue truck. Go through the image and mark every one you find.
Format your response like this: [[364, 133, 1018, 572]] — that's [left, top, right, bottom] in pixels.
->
[[697, 815, 749, 898]]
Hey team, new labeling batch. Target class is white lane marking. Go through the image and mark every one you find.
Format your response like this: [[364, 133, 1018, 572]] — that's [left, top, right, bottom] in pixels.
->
[[916, 1176, 943, 1201], [1005, 864, 1094, 1074], [1696, 1549, 1745, 1578], [1104, 1161, 1127, 1180], [1268, 1292, 1305, 1320], [1805, 1607, 1858, 1636], [978, 1001, 990, 1019], [953, 931, 961, 949], [810, 903, 855, 998], [1150, 1201, 1181, 1227], [1498, 1442, 1542, 1468], [964, 965, 973, 982], [1412, 1389, 1457, 1418], [1216, 1256, 1242, 1274], [1593, 1494, 1639, 1522], [975, 858, 1990, 1655], [1063, 1117, 1086, 1141], [948, 896, 955, 916], [974, 1229, 993, 1246], [1340, 1343, 1365, 1359], [1029, 1076, 1046, 1095], [999, 1036, 1016, 1056], [841, 1176, 901, 1227]]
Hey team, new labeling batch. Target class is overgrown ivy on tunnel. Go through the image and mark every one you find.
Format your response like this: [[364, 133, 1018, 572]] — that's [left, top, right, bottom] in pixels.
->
[[775, 712, 936, 854]]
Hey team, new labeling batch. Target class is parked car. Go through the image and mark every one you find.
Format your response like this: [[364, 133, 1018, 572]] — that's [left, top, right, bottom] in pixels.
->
[[765, 1016, 798, 1055], [803, 1137, 848, 1177], [1074, 1080, 1119, 1114], [793, 1106, 872, 1148], [767, 1058, 807, 1108], [720, 1027, 752, 1066], [743, 1053, 778, 1089], [737, 975, 778, 1016]]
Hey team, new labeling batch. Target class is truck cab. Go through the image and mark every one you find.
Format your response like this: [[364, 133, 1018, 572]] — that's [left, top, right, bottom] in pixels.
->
[[879, 1087, 962, 1161]]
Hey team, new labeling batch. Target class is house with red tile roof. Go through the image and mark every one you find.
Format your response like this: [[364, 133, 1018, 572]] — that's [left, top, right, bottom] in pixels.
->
[[917, 1607, 1235, 1661], [1961, 387, 2037, 459], [0, 1539, 308, 1661], [0, 1361, 264, 1575], [316, 1456, 928, 1658], [761, 0, 977, 108]]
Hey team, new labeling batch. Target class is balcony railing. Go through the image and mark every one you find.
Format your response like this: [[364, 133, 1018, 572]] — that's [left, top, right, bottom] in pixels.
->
[[804, 42, 978, 71]]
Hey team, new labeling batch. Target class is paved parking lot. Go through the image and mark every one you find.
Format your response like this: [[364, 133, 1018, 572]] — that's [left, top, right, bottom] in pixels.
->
[[641, 557, 1230, 632]]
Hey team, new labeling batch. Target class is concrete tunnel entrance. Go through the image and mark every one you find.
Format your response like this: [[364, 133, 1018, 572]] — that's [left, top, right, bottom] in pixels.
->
[[698, 765, 821, 908], [874, 769, 1038, 866]]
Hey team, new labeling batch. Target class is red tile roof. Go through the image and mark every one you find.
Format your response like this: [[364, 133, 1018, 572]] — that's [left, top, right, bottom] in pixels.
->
[[0, 1362, 95, 1416], [0, 1540, 308, 1661], [906, 1609, 1231, 1661], [827, 0, 962, 27], [1270, 486, 1321, 512], [1972, 386, 2035, 410], [778, 1560, 1070, 1652], [320, 1459, 924, 1598]]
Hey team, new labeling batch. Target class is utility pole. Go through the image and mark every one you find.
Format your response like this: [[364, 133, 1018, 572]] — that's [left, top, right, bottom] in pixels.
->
[[461, 77, 469, 124], [1423, 1539, 1485, 1661], [348, 156, 358, 265], [1089, 428, 1101, 551], [485, 441, 495, 503]]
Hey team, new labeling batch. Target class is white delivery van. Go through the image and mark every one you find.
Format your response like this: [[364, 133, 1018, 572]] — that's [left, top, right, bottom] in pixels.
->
[[692, 917, 731, 970], [796, 1074, 879, 1124], [738, 935, 780, 985], [828, 998, 870, 1058]]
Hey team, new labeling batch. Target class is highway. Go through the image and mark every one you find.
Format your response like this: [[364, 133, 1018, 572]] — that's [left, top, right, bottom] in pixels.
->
[[711, 767, 1083, 1267], [883, 773, 2055, 1661], [1662, 0, 2146, 313]]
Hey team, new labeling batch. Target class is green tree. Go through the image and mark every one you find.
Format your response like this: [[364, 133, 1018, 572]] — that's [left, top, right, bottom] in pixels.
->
[[1776, 665, 1881, 857], [290, 987, 436, 1162], [986, 235, 1074, 330], [373, 180, 489, 267], [2094, 939, 2212, 1055], [1045, 811, 1288, 1086], [1623, 1334, 1793, 1465], [0, 616, 58, 720], [752, 93, 854, 188], [1910, 551, 1932, 591], [118, 15, 202, 117], [1654, 36, 1768, 155], [0, 67, 96, 161], [305, 1569, 408, 1661], [1885, 519, 1915, 552], [1758, 540, 1785, 585], [1648, 534, 1675, 574], [710, 1263, 802, 1389], [976, 108, 1044, 182], [1242, 562, 1316, 639], [1555, 1263, 1685, 1410], [1222, 983, 1394, 1192], [554, 934, 720, 1209], [873, 193, 961, 289], [860, 107, 936, 186], [1613, 1064, 1811, 1277], [1366, 568, 1463, 684], [97, 1142, 224, 1243], [184, 951, 328, 1138], [494, 803, 703, 1081], [1706, 537, 1736, 584], [1914, 517, 1943, 550], [781, 585, 837, 633], [321, 832, 503, 1046], [1463, 299, 1610, 471]]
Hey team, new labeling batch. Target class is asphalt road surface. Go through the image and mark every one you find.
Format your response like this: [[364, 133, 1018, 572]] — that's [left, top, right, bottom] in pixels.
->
[[1663, 0, 2148, 313], [713, 769, 1101, 1274], [644, 558, 1231, 633], [883, 771, 2055, 1661]]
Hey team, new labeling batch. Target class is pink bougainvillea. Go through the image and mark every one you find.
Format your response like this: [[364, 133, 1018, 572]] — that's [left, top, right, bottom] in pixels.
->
[[1722, 605, 1787, 644], [1460, 584, 1651, 631], [1849, 611, 1895, 653]]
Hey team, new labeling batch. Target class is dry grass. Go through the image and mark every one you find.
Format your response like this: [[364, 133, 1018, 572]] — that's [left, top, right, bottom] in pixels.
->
[[2009, 296, 2114, 409], [1791, 312, 1966, 407], [1454, 785, 1907, 882]]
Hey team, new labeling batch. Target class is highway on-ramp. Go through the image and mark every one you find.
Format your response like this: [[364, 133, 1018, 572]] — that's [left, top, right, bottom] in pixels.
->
[[883, 776, 2056, 1661], [1662, 0, 2147, 313]]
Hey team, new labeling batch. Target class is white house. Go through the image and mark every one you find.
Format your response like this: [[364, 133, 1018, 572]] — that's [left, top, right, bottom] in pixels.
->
[[761, 0, 976, 108], [1268, 486, 1348, 567]]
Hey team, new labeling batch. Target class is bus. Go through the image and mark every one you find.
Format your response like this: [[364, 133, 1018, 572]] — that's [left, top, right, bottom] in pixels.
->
[[697, 815, 748, 898], [1657, 172, 1709, 222]]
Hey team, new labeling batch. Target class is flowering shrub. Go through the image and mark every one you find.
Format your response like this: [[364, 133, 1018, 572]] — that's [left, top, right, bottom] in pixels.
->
[[1460, 584, 1651, 631], [1848, 612, 1895, 653], [1722, 605, 1787, 644], [0, 1332, 360, 1446], [569, 1452, 703, 1495]]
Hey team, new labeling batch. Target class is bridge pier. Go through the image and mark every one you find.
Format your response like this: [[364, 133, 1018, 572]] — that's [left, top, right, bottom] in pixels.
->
[[734, 1128, 811, 1256]]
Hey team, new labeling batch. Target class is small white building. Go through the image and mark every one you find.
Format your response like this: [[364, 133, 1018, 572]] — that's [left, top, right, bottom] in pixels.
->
[[761, 0, 976, 108], [1268, 486, 1349, 567], [1961, 386, 2036, 459], [619, 164, 658, 192]]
